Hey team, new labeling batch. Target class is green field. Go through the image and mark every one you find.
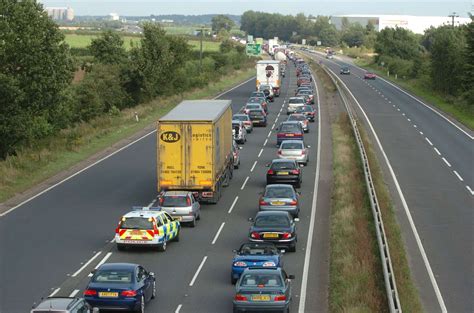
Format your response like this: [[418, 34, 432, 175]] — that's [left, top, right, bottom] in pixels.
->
[[64, 34, 221, 52]]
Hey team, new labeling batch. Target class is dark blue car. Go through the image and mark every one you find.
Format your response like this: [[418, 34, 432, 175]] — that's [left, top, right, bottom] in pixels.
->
[[231, 242, 283, 284], [84, 263, 155, 313]]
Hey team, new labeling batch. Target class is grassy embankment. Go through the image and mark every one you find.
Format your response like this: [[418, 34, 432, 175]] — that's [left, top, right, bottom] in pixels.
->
[[307, 56, 423, 312], [0, 64, 255, 203]]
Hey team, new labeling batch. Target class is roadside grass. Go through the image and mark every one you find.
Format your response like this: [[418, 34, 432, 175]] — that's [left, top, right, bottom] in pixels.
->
[[359, 125, 424, 313], [64, 34, 221, 52], [330, 113, 387, 312], [355, 59, 474, 130], [0, 66, 255, 203]]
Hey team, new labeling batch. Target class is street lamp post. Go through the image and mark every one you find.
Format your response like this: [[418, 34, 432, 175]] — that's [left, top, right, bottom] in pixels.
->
[[448, 12, 459, 27]]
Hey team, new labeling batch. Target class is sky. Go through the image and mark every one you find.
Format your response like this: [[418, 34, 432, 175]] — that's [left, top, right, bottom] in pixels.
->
[[39, 0, 473, 17]]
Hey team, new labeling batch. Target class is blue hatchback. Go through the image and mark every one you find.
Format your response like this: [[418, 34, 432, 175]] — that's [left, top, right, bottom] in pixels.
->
[[231, 242, 283, 284], [84, 263, 155, 312]]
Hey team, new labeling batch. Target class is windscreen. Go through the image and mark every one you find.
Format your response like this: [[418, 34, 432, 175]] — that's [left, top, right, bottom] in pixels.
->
[[92, 270, 133, 283], [120, 217, 153, 230]]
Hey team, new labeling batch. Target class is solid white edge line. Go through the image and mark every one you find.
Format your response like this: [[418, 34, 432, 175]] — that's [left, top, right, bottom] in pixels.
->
[[434, 148, 441, 156], [453, 171, 464, 182], [240, 176, 249, 190], [72, 251, 102, 277], [175, 304, 183, 313], [228, 196, 239, 214], [88, 252, 113, 277], [258, 148, 264, 158], [298, 71, 321, 313], [0, 75, 257, 218], [211, 222, 226, 245], [250, 160, 257, 172], [189, 256, 208, 286], [69, 289, 80, 297], [442, 157, 451, 167], [425, 137, 433, 146], [49, 288, 61, 297], [324, 66, 448, 312]]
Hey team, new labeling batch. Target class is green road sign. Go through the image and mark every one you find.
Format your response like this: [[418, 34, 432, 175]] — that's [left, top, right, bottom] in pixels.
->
[[246, 43, 261, 56]]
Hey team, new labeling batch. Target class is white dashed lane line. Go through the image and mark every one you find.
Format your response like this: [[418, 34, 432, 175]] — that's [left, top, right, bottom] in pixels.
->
[[466, 186, 474, 195], [189, 256, 208, 287], [434, 148, 441, 155], [240, 176, 249, 190], [453, 171, 464, 181], [49, 288, 61, 297], [414, 125, 417, 128], [442, 157, 451, 167], [425, 138, 433, 146], [250, 160, 257, 172], [263, 139, 268, 146], [267, 131, 272, 138], [175, 304, 183, 313], [211, 222, 225, 245], [420, 131, 424, 135], [88, 252, 113, 277], [258, 148, 264, 157], [69, 289, 80, 297], [72, 251, 102, 277], [228, 196, 239, 214], [271, 123, 276, 130]]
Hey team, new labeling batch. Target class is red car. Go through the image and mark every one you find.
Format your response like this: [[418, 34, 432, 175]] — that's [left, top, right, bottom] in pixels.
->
[[364, 72, 376, 80]]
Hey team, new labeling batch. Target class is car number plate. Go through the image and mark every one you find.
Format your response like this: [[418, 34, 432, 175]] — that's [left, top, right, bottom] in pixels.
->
[[286, 134, 294, 137], [123, 240, 147, 244], [99, 292, 118, 298], [263, 233, 279, 238], [277, 171, 289, 175], [252, 294, 271, 301], [271, 201, 285, 205], [173, 216, 182, 221]]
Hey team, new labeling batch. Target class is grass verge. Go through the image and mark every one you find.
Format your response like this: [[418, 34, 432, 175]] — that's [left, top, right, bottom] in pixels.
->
[[330, 113, 387, 312], [355, 59, 474, 130], [0, 66, 255, 203]]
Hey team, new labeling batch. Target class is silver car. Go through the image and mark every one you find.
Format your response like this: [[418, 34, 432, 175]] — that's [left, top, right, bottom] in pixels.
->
[[233, 114, 253, 133], [258, 184, 300, 217], [277, 140, 309, 165], [287, 97, 305, 114], [232, 120, 247, 144], [232, 140, 242, 169], [159, 191, 201, 227]]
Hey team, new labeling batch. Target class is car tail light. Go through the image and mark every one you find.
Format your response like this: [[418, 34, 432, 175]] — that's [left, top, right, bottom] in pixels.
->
[[259, 198, 268, 205], [153, 227, 160, 236], [250, 231, 261, 239], [282, 232, 292, 239], [262, 261, 276, 267], [115, 226, 120, 234], [301, 150, 306, 155], [288, 200, 298, 205], [233, 261, 247, 267], [159, 197, 164, 205], [267, 169, 274, 175], [235, 294, 248, 301], [84, 289, 97, 296], [121, 290, 137, 297], [277, 150, 282, 155], [274, 295, 287, 301], [186, 197, 191, 206], [291, 169, 300, 175]]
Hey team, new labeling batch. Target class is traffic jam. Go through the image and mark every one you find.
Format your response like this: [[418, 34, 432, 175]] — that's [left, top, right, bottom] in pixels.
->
[[32, 48, 318, 313]]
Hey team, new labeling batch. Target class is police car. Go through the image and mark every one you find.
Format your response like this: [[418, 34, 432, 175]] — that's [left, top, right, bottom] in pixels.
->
[[115, 207, 180, 252]]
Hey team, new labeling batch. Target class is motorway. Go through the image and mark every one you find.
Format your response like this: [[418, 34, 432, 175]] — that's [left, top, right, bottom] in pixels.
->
[[0, 61, 328, 312], [306, 51, 473, 313]]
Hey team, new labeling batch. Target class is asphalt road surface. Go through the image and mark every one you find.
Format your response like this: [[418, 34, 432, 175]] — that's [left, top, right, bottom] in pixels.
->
[[0, 61, 328, 313], [306, 51, 473, 313]]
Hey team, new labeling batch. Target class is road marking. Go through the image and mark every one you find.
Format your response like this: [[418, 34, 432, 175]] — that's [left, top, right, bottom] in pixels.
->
[[280, 107, 283, 113], [250, 161, 257, 172], [258, 148, 264, 157], [442, 157, 451, 167], [323, 66, 448, 312], [175, 304, 183, 313], [397, 108, 400, 111], [263, 139, 268, 146], [271, 123, 276, 130], [69, 289, 80, 297], [0, 76, 257, 218], [402, 113, 406, 116], [407, 118, 411, 122], [228, 196, 239, 214], [189, 256, 208, 286], [299, 72, 321, 313], [211, 222, 225, 245], [467, 186, 474, 195], [413, 125, 417, 128], [72, 251, 102, 277], [267, 130, 272, 138], [241, 176, 249, 190], [425, 138, 433, 146], [420, 131, 424, 135], [453, 171, 464, 181], [49, 288, 61, 297], [389, 101, 392, 103], [277, 112, 281, 118], [434, 148, 441, 155], [88, 252, 113, 277]]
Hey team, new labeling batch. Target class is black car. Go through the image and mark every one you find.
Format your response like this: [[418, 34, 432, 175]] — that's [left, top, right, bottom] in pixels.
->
[[31, 298, 95, 313], [340, 66, 350, 75], [266, 159, 302, 188], [248, 211, 298, 252], [248, 109, 267, 127]]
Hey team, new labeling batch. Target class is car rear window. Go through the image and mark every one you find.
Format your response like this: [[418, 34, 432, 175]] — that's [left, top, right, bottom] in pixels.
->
[[233, 115, 248, 121], [256, 213, 290, 227], [289, 98, 304, 104], [161, 196, 189, 207], [120, 217, 154, 230], [93, 270, 133, 283], [271, 162, 296, 170], [246, 104, 260, 109], [265, 186, 294, 198], [281, 142, 303, 150], [279, 124, 300, 133], [249, 110, 263, 117], [240, 273, 283, 287]]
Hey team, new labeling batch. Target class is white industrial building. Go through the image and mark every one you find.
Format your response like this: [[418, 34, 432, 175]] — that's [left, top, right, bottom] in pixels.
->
[[330, 14, 471, 34], [109, 13, 120, 21], [45, 7, 74, 21]]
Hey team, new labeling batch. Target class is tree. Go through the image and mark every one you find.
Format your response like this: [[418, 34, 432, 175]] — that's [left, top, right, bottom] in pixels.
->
[[0, 0, 73, 158], [461, 16, 474, 105], [341, 23, 366, 47], [211, 14, 235, 33], [375, 27, 421, 60], [89, 30, 127, 64]]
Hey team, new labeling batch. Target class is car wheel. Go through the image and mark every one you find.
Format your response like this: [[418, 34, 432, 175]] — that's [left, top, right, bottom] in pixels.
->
[[174, 231, 180, 242], [304, 129, 309, 133], [117, 244, 125, 251], [190, 218, 196, 228], [151, 280, 156, 299], [197, 211, 201, 220], [295, 182, 301, 188], [135, 295, 145, 313], [158, 241, 166, 252], [289, 243, 296, 252], [231, 276, 237, 284]]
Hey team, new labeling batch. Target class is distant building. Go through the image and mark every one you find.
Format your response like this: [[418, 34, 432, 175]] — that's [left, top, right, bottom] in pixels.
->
[[330, 14, 471, 34], [161, 19, 174, 23], [45, 7, 74, 21], [109, 13, 120, 21]]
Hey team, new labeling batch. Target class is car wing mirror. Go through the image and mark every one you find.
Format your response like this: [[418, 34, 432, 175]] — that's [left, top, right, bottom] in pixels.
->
[[90, 269, 97, 275], [92, 308, 100, 313], [248, 217, 254, 222], [297, 191, 302, 195], [299, 164, 304, 168], [306, 145, 311, 148], [239, 146, 243, 150], [280, 249, 286, 254], [232, 249, 238, 253], [149, 272, 155, 277], [294, 218, 300, 222], [265, 163, 270, 167]]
